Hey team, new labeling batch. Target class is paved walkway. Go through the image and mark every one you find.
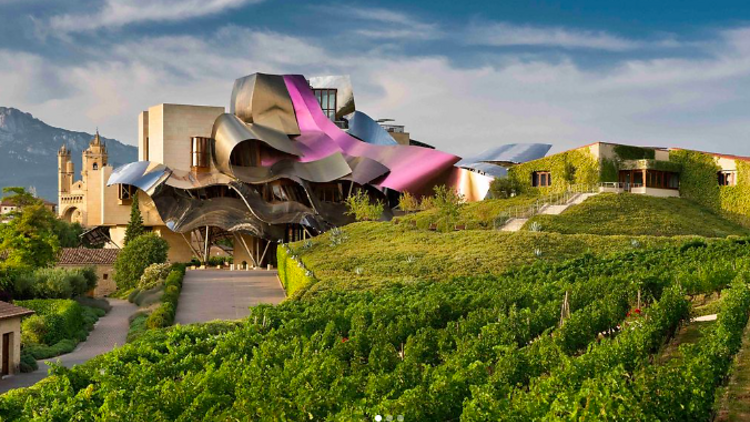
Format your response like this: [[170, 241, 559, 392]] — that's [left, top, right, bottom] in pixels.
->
[[0, 299, 136, 394], [175, 269, 286, 325]]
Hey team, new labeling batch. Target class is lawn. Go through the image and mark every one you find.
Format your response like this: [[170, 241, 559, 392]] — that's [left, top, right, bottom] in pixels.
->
[[526, 193, 750, 237]]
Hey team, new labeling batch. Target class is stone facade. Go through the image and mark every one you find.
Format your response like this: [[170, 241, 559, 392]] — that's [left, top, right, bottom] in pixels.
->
[[0, 302, 34, 377]]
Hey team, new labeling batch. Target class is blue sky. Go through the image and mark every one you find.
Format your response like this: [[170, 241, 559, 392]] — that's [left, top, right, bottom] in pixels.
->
[[1, 0, 750, 156]]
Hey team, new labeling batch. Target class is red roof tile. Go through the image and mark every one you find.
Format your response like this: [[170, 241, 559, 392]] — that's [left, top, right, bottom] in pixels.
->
[[58, 248, 119, 265]]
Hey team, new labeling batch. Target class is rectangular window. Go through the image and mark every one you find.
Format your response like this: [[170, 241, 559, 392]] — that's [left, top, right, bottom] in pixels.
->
[[313, 88, 337, 121], [191, 137, 211, 171], [532, 171, 551, 187], [118, 184, 134, 202], [718, 171, 736, 186]]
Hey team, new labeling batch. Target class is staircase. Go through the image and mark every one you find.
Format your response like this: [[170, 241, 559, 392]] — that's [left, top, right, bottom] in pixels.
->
[[498, 191, 599, 232]]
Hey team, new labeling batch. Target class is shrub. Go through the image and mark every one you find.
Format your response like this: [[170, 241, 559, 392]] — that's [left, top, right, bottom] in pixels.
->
[[399, 191, 420, 214], [489, 177, 521, 199], [19, 349, 37, 373], [345, 190, 385, 222], [10, 267, 97, 300], [142, 266, 186, 331], [114, 233, 169, 290], [16, 299, 84, 346], [139, 263, 171, 290]]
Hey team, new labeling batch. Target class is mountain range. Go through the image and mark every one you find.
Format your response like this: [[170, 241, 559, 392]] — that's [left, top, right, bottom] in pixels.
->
[[0, 107, 137, 203]]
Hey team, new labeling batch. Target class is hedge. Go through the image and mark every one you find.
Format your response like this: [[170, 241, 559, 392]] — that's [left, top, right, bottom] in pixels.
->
[[277, 244, 315, 297], [144, 264, 186, 330], [114, 233, 169, 290]]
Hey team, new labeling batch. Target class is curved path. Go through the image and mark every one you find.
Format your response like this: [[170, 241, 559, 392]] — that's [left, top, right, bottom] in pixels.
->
[[0, 298, 136, 394], [175, 269, 286, 325]]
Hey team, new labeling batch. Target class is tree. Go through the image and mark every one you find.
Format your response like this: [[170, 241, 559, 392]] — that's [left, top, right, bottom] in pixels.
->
[[398, 192, 420, 214], [432, 185, 463, 231], [489, 177, 521, 199], [345, 190, 385, 222], [0, 188, 60, 271], [114, 233, 169, 290], [123, 193, 145, 246]]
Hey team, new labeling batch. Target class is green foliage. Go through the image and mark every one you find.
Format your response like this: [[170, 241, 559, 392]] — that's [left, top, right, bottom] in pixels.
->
[[277, 244, 315, 297], [289, 221, 692, 295], [345, 190, 385, 221], [0, 202, 60, 271], [719, 160, 750, 226], [123, 193, 145, 246], [19, 349, 37, 373], [11, 266, 98, 299], [16, 299, 88, 347], [600, 157, 619, 182], [488, 177, 521, 199], [669, 149, 722, 210], [126, 313, 149, 343], [398, 191, 420, 213], [508, 148, 600, 194], [399, 194, 539, 230], [431, 185, 464, 231], [143, 265, 185, 331], [138, 263, 171, 290], [613, 144, 656, 160], [527, 193, 749, 237], [113, 233, 169, 290], [2, 239, 750, 420]]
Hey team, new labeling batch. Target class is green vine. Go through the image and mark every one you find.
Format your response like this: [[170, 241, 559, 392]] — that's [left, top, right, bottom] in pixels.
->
[[509, 149, 600, 194], [613, 145, 656, 160]]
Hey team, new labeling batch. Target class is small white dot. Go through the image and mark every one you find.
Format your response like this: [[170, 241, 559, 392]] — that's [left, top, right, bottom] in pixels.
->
[[375, 416, 382, 422]]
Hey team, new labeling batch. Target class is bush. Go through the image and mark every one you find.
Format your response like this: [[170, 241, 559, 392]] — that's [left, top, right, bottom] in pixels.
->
[[142, 265, 186, 331], [16, 299, 85, 346], [11, 267, 98, 300], [138, 263, 171, 290], [19, 349, 37, 373], [345, 190, 385, 222], [114, 233, 169, 290], [74, 296, 112, 313]]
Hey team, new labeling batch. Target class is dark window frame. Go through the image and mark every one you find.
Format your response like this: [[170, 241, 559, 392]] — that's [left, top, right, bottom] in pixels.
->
[[313, 88, 337, 120], [532, 171, 551, 187]]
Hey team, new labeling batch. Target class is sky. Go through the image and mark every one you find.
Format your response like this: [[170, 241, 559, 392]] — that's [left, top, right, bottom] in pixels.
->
[[1, 0, 750, 157]]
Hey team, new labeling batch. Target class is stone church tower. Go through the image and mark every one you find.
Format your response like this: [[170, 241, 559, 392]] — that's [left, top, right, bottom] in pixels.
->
[[81, 130, 108, 179], [57, 144, 73, 196]]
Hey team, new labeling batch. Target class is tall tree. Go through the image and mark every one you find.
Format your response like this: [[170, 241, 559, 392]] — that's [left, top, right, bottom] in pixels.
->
[[123, 193, 145, 245]]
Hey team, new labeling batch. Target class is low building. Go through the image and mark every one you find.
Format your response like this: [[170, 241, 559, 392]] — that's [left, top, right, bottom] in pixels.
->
[[57, 248, 119, 297], [0, 302, 33, 378], [507, 141, 750, 222]]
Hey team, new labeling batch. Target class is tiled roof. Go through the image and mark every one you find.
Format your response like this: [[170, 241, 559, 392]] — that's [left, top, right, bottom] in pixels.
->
[[0, 301, 34, 320], [58, 248, 119, 265]]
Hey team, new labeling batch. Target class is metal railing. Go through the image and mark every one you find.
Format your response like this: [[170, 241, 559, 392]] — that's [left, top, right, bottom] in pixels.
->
[[494, 183, 631, 229]]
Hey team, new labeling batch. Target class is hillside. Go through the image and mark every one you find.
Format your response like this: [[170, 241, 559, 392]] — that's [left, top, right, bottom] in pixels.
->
[[526, 193, 750, 237], [285, 222, 695, 296], [0, 107, 137, 202], [3, 238, 750, 420]]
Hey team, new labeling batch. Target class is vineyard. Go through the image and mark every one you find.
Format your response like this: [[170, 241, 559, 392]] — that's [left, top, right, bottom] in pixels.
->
[[2, 238, 750, 420]]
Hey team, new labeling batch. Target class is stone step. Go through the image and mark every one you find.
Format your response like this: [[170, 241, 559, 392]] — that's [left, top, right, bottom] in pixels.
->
[[501, 218, 528, 232]]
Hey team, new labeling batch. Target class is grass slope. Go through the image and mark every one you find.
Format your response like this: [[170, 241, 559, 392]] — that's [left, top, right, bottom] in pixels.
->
[[526, 193, 750, 237], [292, 221, 695, 296], [397, 195, 539, 229]]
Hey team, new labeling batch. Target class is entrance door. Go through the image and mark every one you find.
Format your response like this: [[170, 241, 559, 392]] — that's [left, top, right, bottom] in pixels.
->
[[619, 171, 632, 192], [2, 333, 10, 376]]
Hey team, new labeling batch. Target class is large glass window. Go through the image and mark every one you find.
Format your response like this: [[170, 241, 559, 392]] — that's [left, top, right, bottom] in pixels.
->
[[313, 88, 337, 120]]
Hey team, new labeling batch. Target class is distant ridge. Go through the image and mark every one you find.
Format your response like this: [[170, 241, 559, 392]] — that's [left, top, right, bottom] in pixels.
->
[[0, 107, 137, 202]]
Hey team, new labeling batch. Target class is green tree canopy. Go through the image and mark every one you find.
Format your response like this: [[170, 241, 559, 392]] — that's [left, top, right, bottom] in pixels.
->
[[114, 233, 169, 290]]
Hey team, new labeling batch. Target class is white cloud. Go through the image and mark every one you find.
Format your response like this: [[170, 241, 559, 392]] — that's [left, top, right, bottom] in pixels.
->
[[466, 22, 642, 51], [47, 0, 264, 34], [323, 5, 442, 41], [3, 25, 750, 158]]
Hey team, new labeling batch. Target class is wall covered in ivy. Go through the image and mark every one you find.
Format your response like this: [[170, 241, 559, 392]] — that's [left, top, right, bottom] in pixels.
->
[[670, 149, 750, 226], [508, 148, 600, 194]]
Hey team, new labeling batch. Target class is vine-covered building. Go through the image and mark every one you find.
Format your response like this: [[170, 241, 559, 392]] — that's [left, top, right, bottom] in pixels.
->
[[507, 141, 750, 223]]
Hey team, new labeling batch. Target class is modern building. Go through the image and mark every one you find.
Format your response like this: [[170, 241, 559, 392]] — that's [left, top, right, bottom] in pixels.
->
[[0, 301, 33, 378], [96, 72, 513, 265]]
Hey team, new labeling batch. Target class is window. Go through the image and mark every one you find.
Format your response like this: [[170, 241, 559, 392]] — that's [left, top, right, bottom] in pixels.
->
[[118, 184, 135, 201], [313, 88, 337, 120], [92, 163, 98, 170], [532, 171, 551, 187], [718, 171, 736, 186], [103, 274, 108, 280], [191, 137, 211, 171]]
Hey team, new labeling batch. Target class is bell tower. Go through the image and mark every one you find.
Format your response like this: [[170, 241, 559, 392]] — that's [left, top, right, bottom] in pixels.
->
[[58, 144, 73, 195], [82, 129, 108, 179]]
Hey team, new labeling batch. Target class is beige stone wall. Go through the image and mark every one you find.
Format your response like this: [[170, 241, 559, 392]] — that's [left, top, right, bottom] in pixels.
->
[[654, 149, 670, 161], [631, 186, 680, 198], [716, 156, 738, 172], [147, 104, 225, 172], [58, 264, 116, 297], [391, 131, 410, 145], [153, 226, 195, 263], [233, 233, 260, 268], [0, 317, 22, 375]]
